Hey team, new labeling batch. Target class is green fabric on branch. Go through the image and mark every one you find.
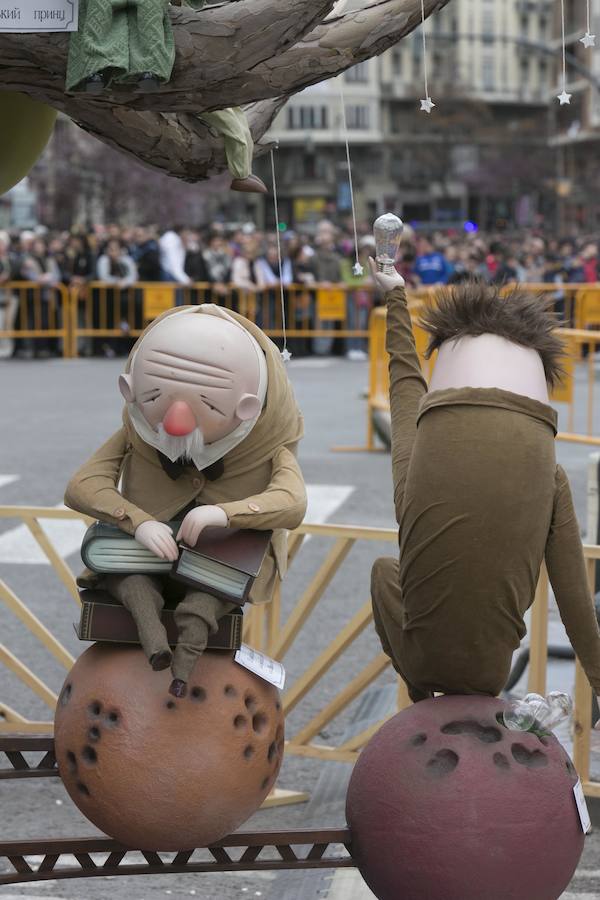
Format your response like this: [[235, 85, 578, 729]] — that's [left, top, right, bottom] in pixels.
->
[[67, 0, 175, 91]]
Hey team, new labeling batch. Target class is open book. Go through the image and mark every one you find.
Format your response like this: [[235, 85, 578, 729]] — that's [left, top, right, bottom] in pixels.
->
[[81, 521, 272, 605]]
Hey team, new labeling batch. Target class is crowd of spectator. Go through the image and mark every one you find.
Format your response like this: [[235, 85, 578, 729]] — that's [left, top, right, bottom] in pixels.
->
[[0, 219, 598, 359]]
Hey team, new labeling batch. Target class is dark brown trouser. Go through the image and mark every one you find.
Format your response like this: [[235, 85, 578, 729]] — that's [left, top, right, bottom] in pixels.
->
[[104, 573, 234, 682]]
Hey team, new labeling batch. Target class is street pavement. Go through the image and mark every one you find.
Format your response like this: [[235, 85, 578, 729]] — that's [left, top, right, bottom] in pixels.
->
[[1, 352, 600, 899]]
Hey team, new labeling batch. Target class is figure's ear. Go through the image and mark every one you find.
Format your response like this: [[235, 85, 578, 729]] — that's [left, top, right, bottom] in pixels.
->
[[236, 393, 262, 421], [119, 374, 135, 403]]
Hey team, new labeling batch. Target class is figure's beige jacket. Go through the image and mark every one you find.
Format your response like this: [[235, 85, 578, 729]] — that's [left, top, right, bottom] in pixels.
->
[[65, 305, 307, 604]]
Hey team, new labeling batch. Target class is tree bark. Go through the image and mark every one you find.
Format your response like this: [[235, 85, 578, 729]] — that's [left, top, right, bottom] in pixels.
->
[[0, 0, 450, 182]]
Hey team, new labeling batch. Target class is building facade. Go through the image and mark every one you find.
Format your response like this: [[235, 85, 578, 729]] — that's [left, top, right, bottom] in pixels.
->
[[256, 0, 575, 232]]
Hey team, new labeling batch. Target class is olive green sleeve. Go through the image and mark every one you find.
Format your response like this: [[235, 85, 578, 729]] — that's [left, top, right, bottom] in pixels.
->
[[217, 446, 307, 531], [385, 286, 428, 523], [545, 464, 600, 694], [64, 428, 154, 535]]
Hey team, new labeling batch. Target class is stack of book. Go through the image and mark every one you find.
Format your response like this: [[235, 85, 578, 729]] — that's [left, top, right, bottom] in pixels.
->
[[76, 521, 272, 650]]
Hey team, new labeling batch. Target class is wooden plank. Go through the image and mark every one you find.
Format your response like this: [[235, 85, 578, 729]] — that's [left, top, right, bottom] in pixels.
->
[[293, 653, 390, 746], [283, 601, 373, 716], [0, 644, 58, 710], [271, 538, 354, 660], [23, 518, 80, 604], [572, 559, 596, 781], [0, 578, 75, 669]]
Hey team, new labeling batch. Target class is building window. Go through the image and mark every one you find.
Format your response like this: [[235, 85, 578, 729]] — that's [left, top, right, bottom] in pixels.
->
[[392, 50, 402, 76], [482, 9, 494, 36], [346, 62, 369, 83], [482, 55, 495, 91], [345, 105, 370, 129], [286, 106, 329, 130]]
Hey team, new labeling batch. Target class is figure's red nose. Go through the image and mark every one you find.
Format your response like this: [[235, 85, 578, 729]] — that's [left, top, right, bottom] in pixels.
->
[[162, 401, 197, 436]]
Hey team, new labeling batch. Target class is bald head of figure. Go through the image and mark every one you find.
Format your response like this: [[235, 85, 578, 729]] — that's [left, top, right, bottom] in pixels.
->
[[119, 313, 264, 450]]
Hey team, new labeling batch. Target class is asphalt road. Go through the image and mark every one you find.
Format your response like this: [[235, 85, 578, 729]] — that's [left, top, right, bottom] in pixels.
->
[[1, 353, 600, 899]]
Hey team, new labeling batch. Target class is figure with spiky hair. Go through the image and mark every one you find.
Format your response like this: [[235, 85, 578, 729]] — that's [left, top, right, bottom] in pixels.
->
[[368, 261, 600, 704]]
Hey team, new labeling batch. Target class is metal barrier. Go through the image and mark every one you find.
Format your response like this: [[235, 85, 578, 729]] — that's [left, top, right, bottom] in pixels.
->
[[362, 306, 600, 451], [0, 282, 70, 359], [1, 505, 598, 797], [68, 282, 378, 357]]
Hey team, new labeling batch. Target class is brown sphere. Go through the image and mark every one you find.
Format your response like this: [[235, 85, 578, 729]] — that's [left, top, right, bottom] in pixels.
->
[[54, 644, 284, 850]]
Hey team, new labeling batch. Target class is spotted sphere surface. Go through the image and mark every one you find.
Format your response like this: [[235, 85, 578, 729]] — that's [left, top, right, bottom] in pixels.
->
[[54, 645, 284, 850], [346, 695, 584, 900]]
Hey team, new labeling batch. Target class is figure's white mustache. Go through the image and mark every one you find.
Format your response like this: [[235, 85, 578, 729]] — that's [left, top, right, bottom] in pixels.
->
[[156, 422, 205, 463]]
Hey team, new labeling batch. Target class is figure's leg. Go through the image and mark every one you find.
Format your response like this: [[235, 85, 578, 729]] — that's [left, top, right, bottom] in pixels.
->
[[128, 0, 175, 85], [371, 556, 431, 703], [385, 289, 428, 524], [199, 109, 268, 194], [66, 0, 128, 91], [170, 592, 236, 696], [104, 574, 172, 670]]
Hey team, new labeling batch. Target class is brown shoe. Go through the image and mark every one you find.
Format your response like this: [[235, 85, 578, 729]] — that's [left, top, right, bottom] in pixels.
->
[[150, 650, 173, 672], [230, 175, 268, 194], [169, 679, 188, 699]]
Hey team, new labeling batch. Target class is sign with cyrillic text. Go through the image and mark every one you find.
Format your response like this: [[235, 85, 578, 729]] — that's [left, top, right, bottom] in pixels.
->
[[0, 1, 78, 32]]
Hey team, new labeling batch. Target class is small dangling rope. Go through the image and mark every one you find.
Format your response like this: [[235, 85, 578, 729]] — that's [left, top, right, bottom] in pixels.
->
[[557, 0, 572, 103], [339, 81, 363, 276], [419, 0, 435, 113], [269, 147, 291, 362], [581, 0, 596, 47]]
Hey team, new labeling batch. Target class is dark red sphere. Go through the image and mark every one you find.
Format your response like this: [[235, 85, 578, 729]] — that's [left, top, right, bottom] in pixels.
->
[[55, 645, 284, 850], [346, 695, 584, 900]]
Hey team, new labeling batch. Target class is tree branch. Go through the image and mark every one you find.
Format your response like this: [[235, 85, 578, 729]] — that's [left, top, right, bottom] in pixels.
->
[[0, 0, 451, 182]]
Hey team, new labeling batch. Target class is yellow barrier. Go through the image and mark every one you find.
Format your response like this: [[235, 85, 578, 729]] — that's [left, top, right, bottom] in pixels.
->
[[0, 282, 70, 358], [362, 306, 600, 450], [67, 281, 379, 357], [0, 505, 598, 796]]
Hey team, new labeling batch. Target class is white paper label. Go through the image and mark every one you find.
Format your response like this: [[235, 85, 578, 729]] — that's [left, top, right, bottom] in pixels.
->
[[574, 778, 592, 834], [0, 1, 78, 32], [234, 644, 286, 690]]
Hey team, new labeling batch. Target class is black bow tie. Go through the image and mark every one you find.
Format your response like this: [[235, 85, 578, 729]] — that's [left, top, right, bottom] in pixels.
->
[[157, 452, 224, 482]]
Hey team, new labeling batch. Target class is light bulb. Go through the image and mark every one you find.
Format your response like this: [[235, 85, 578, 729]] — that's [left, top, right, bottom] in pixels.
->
[[373, 213, 404, 275], [503, 700, 536, 732], [538, 691, 573, 731]]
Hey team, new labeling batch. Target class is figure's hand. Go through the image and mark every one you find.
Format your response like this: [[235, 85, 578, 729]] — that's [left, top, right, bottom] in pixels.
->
[[368, 257, 405, 293], [176, 505, 228, 546], [135, 521, 179, 561]]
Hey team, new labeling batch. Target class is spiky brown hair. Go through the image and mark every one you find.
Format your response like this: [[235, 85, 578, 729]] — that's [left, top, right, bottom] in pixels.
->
[[420, 282, 566, 389]]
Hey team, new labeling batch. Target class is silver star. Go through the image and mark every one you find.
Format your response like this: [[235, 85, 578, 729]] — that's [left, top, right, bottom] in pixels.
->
[[581, 31, 596, 48], [420, 97, 435, 114], [352, 262, 364, 276], [557, 90, 572, 105], [281, 348, 292, 363]]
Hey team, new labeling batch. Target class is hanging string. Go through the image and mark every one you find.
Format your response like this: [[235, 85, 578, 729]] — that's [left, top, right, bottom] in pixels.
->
[[558, 0, 571, 103], [269, 147, 291, 362], [338, 81, 363, 276], [581, 0, 596, 47], [419, 0, 434, 113]]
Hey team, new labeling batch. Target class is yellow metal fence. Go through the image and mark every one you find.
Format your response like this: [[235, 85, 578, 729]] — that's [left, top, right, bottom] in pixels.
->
[[1, 506, 599, 799]]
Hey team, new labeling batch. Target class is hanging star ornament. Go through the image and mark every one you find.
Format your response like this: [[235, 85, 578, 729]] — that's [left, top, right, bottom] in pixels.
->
[[352, 262, 364, 276], [557, 89, 572, 105], [281, 348, 292, 363], [581, 31, 596, 48], [420, 97, 435, 114]]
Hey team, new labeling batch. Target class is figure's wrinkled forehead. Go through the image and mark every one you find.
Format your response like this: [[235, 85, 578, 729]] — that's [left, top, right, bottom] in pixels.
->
[[132, 313, 260, 387]]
